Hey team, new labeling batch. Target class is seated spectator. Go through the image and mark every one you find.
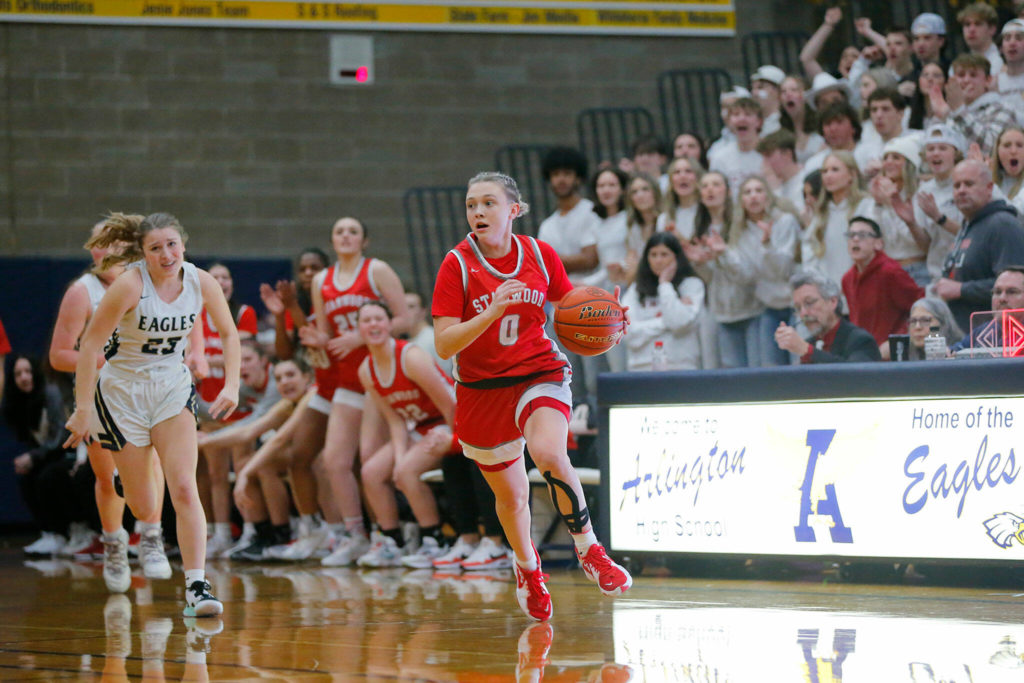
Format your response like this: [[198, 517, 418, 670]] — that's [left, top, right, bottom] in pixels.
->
[[775, 270, 882, 363], [936, 160, 1024, 331], [672, 131, 709, 170], [802, 151, 871, 286], [709, 97, 764, 199], [841, 216, 925, 349], [901, 297, 962, 360], [804, 101, 861, 173], [1, 354, 88, 555], [992, 126, 1024, 215], [949, 266, 1024, 353], [855, 88, 917, 175], [750, 65, 785, 135], [998, 19, 1024, 122], [866, 136, 931, 286], [0, 317, 8, 398], [621, 233, 704, 371], [805, 72, 852, 113], [800, 7, 860, 87], [956, 2, 1003, 75], [910, 12, 949, 74], [779, 75, 825, 163], [932, 55, 1017, 157], [914, 124, 967, 283], [758, 129, 806, 212]]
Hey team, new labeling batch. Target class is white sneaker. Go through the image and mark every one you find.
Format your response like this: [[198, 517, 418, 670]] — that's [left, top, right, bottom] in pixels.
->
[[205, 534, 235, 558], [432, 537, 478, 569], [104, 594, 132, 658], [461, 537, 513, 571], [269, 524, 331, 561], [321, 533, 370, 567], [140, 528, 172, 580], [223, 527, 257, 559], [102, 529, 131, 593], [61, 522, 96, 557], [24, 531, 67, 556], [357, 532, 405, 568], [401, 536, 446, 569], [183, 580, 223, 618]]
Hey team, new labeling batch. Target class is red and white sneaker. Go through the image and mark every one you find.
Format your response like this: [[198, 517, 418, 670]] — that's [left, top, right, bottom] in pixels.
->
[[513, 549, 552, 622], [577, 544, 632, 595], [515, 622, 554, 681]]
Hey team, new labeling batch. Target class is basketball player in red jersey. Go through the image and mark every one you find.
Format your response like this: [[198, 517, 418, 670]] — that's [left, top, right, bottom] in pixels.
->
[[356, 300, 459, 568], [432, 172, 632, 622], [293, 216, 409, 565]]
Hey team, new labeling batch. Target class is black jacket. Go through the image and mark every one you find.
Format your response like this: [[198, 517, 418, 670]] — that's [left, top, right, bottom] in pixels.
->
[[805, 318, 882, 364], [945, 199, 1024, 332]]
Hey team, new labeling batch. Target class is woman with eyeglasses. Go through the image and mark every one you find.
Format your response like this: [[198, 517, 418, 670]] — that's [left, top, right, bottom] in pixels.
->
[[903, 298, 962, 360]]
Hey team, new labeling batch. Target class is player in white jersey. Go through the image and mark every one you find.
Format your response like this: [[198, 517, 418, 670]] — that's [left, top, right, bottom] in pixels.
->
[[50, 220, 200, 592], [64, 212, 240, 618]]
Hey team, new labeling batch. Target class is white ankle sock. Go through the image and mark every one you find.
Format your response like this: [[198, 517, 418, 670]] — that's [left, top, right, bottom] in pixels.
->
[[184, 569, 205, 587], [571, 530, 598, 556], [515, 552, 539, 572]]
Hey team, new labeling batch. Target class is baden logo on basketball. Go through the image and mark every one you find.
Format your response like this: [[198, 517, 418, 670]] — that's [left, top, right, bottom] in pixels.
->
[[553, 286, 627, 357], [578, 304, 623, 321]]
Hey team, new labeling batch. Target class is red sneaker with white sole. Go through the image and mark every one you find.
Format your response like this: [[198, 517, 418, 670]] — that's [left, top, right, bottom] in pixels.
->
[[577, 544, 632, 595], [513, 548, 552, 622]]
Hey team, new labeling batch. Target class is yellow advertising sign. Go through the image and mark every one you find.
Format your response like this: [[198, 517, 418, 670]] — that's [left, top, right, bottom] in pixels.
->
[[0, 0, 735, 36]]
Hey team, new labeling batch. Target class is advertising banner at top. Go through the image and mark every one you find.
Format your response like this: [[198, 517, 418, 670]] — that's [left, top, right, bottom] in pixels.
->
[[607, 396, 1024, 561], [0, 0, 735, 36]]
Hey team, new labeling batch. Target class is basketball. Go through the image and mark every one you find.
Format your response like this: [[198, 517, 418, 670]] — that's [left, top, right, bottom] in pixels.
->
[[553, 286, 626, 356]]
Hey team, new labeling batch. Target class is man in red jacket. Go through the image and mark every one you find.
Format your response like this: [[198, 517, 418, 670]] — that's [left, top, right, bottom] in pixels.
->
[[842, 216, 926, 349]]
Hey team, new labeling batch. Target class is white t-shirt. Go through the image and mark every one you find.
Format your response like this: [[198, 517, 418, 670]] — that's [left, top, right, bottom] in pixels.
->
[[708, 140, 763, 199], [536, 198, 600, 284], [580, 211, 629, 291], [914, 176, 962, 283]]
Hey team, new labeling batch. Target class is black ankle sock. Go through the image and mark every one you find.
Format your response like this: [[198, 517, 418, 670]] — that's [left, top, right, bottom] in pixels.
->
[[272, 524, 291, 545], [254, 520, 274, 542], [420, 524, 443, 542], [382, 527, 404, 547]]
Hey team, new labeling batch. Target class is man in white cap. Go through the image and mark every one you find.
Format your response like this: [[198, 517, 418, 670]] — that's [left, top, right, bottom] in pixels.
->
[[911, 12, 949, 72], [913, 124, 967, 283], [999, 18, 1024, 124], [804, 72, 851, 112], [750, 65, 785, 135]]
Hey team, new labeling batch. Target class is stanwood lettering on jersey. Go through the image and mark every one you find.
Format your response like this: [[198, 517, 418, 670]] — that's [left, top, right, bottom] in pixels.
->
[[471, 287, 546, 314], [324, 293, 374, 316], [385, 389, 421, 405], [137, 313, 197, 333]]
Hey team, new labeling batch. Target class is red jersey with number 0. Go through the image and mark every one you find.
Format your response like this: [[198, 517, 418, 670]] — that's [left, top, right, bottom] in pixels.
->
[[368, 339, 454, 431], [321, 257, 380, 388], [432, 233, 572, 384]]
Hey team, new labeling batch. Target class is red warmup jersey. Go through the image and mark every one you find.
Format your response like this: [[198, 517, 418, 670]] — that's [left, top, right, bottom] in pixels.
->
[[0, 317, 10, 355], [432, 233, 572, 384], [321, 257, 380, 389], [367, 339, 454, 431], [198, 304, 258, 404]]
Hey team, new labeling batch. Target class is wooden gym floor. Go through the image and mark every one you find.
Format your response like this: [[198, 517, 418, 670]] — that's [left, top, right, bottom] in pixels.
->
[[1, 548, 1023, 681]]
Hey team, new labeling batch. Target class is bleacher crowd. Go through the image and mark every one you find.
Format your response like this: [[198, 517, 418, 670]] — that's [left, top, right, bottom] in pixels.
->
[[3, 2, 1024, 584]]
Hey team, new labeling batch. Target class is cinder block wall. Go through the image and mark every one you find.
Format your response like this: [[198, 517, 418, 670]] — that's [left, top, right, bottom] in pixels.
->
[[0, 0, 801, 281]]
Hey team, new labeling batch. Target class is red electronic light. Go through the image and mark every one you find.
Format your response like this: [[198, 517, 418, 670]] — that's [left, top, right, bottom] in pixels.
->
[[356, 66, 369, 83]]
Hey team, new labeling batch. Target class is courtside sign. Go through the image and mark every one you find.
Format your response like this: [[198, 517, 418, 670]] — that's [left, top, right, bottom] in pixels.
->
[[608, 397, 1024, 560], [0, 0, 735, 35]]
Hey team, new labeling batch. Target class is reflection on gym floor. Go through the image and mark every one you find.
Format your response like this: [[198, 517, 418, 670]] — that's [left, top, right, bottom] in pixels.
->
[[5, 552, 1024, 681]]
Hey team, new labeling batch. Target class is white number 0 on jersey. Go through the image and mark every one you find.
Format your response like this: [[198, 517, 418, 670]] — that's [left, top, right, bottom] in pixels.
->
[[499, 314, 520, 346]]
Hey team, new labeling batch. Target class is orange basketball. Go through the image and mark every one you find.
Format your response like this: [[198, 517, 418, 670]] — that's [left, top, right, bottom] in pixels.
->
[[553, 286, 626, 357]]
